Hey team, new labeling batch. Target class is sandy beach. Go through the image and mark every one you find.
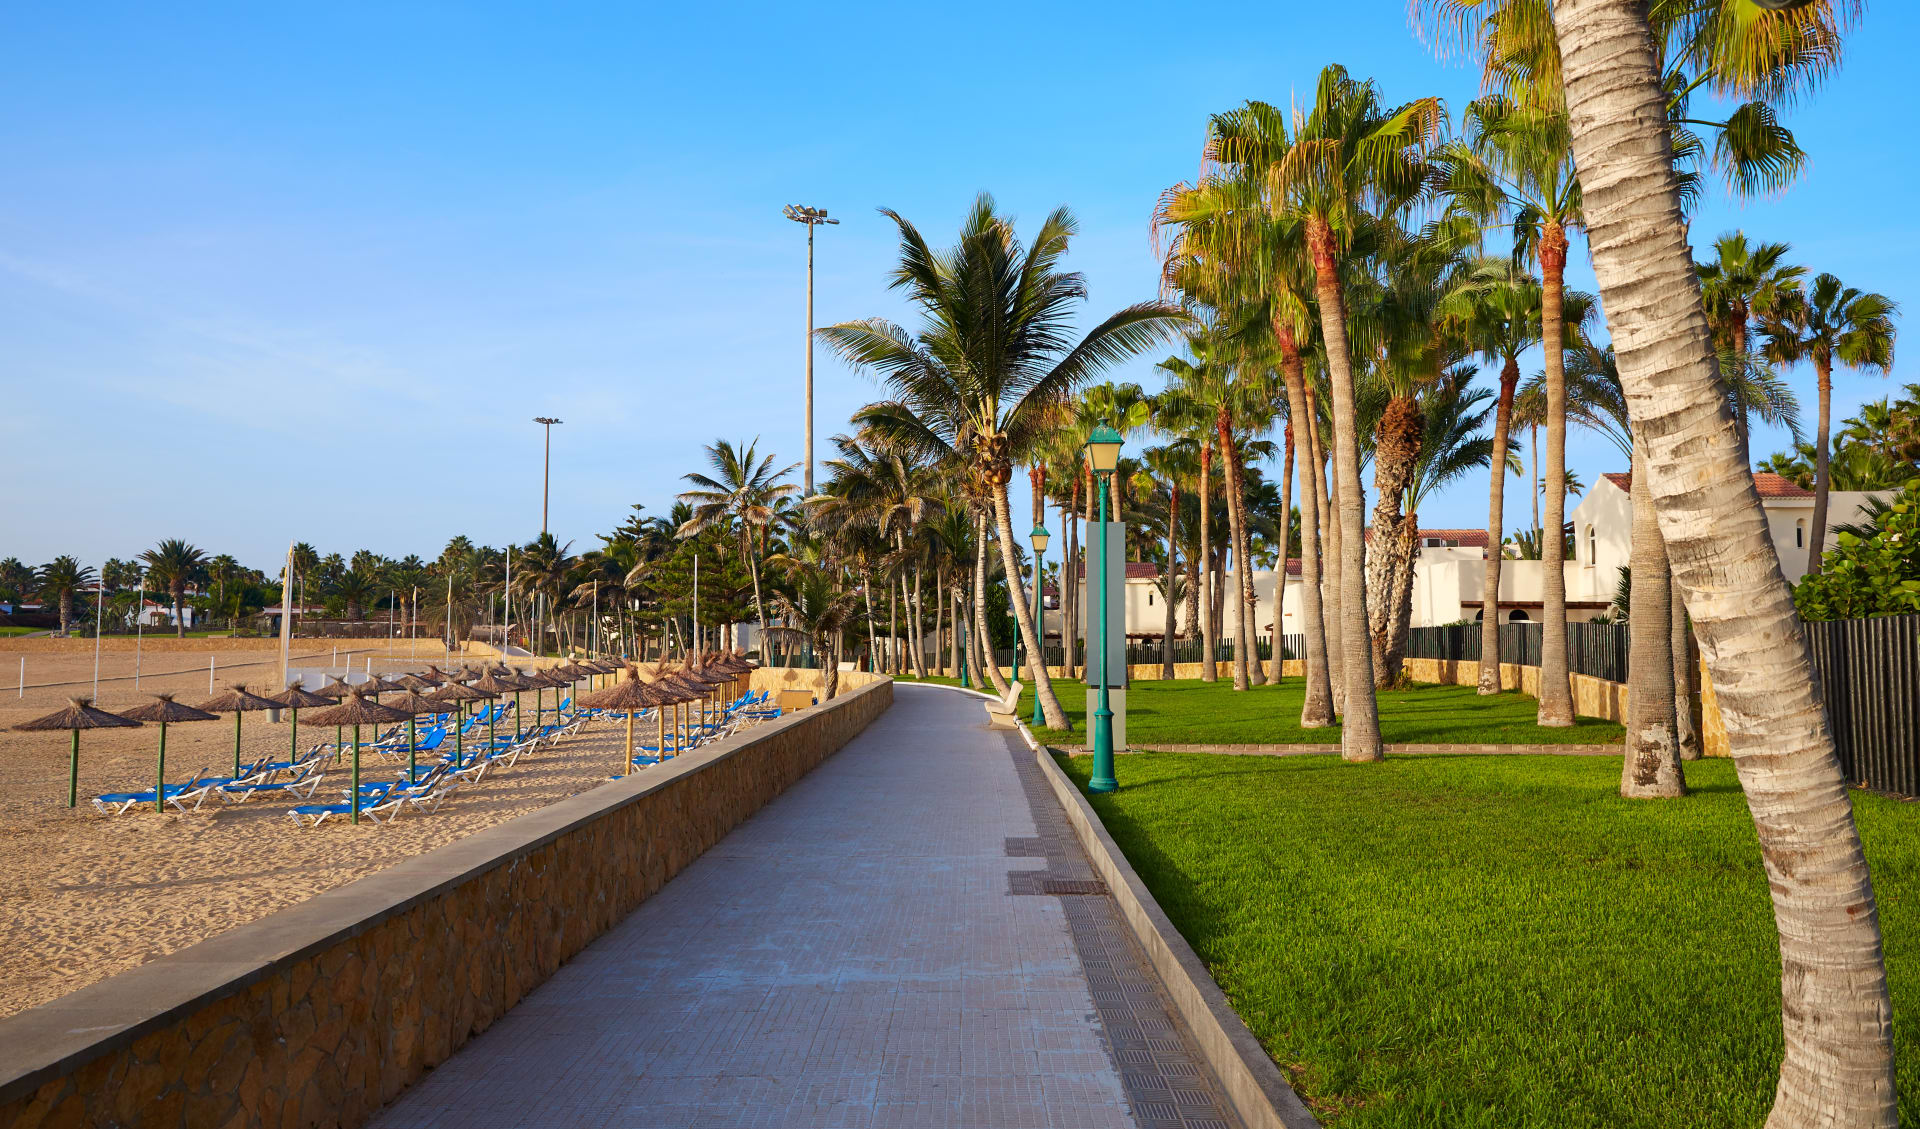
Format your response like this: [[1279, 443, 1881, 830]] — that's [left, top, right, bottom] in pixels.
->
[[0, 643, 699, 1020]]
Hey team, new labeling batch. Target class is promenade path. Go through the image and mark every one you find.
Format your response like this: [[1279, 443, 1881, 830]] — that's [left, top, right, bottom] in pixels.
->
[[371, 682, 1240, 1129]]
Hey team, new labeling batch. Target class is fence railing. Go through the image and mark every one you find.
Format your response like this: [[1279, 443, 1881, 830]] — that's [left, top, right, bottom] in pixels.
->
[[1804, 614, 1920, 797], [1403, 622, 1629, 685]]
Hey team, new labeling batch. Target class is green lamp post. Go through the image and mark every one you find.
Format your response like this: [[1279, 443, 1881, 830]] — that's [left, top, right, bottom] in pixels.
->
[[1086, 420, 1123, 793], [1030, 522, 1050, 726]]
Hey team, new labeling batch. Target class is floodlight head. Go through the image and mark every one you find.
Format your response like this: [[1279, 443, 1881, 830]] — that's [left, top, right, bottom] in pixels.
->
[[533, 417, 562, 426], [784, 203, 837, 226]]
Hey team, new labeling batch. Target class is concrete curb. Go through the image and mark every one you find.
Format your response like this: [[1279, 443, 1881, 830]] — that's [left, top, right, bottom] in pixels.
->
[[1134, 742, 1619, 757]]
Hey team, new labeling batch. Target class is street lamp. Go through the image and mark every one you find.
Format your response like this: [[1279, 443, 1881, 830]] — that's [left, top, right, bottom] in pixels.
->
[[533, 417, 562, 534], [1085, 421, 1123, 793], [1030, 522, 1050, 726], [783, 204, 839, 499]]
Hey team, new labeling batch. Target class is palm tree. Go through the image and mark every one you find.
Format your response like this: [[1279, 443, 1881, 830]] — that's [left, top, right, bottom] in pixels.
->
[[677, 437, 800, 655], [1391, 370, 1497, 677], [1141, 442, 1199, 678], [1698, 231, 1806, 464], [36, 557, 97, 635], [811, 431, 946, 678], [206, 555, 239, 628], [1266, 64, 1442, 760], [138, 539, 207, 637], [331, 566, 380, 623], [822, 194, 1187, 729], [1152, 358, 1223, 684], [1551, 0, 1894, 1120], [764, 549, 863, 701], [0, 558, 34, 604], [1434, 89, 1585, 726], [1764, 272, 1899, 573]]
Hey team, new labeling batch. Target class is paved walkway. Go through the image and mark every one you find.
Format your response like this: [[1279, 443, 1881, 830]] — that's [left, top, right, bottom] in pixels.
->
[[371, 683, 1238, 1129]]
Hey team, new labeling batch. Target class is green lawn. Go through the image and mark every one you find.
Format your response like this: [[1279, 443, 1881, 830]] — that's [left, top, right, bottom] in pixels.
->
[[1022, 677, 1622, 747], [0, 626, 39, 637], [1056, 752, 1920, 1127]]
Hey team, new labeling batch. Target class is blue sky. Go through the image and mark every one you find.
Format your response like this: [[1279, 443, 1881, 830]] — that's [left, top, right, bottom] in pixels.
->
[[1, 3, 1912, 573]]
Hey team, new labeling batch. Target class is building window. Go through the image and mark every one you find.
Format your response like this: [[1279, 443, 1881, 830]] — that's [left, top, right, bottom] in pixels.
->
[[1147, 592, 1154, 606], [1508, 609, 1530, 623], [1585, 525, 1597, 565], [1795, 519, 1806, 549]]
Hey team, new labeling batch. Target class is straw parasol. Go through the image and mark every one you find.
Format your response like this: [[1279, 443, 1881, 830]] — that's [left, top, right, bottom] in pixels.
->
[[120, 694, 219, 813], [464, 670, 521, 748], [579, 668, 671, 774], [270, 682, 334, 764], [13, 698, 141, 808], [356, 672, 407, 701], [393, 672, 439, 692], [384, 688, 449, 780], [315, 676, 355, 699], [305, 688, 412, 824], [197, 683, 284, 778]]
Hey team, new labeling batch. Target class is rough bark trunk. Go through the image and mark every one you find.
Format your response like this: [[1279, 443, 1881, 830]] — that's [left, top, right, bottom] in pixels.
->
[[1386, 513, 1420, 679], [1270, 423, 1293, 684], [1162, 482, 1180, 680], [1307, 215, 1380, 761], [1197, 445, 1217, 681], [1673, 578, 1701, 761], [1280, 340, 1334, 727], [1063, 497, 1080, 679], [910, 561, 927, 678], [993, 483, 1068, 728], [1480, 357, 1520, 693], [1319, 417, 1346, 715], [1366, 395, 1423, 688], [972, 511, 1011, 700], [1623, 436, 1685, 798], [1556, 2, 1895, 1120], [1807, 359, 1834, 575], [1217, 409, 1252, 690], [1538, 221, 1576, 726]]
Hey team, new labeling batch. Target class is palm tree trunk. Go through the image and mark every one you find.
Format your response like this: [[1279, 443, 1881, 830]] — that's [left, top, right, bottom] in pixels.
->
[[887, 576, 898, 675], [1062, 497, 1079, 679], [1479, 357, 1520, 693], [1366, 396, 1422, 688], [910, 561, 928, 678], [1161, 483, 1180, 680], [173, 582, 186, 637], [1281, 344, 1334, 726], [1672, 577, 1701, 761], [1537, 220, 1576, 726], [1216, 411, 1251, 691], [1623, 435, 1684, 799], [1197, 445, 1217, 681], [972, 512, 1012, 699], [1270, 425, 1294, 684], [1307, 216, 1380, 761], [1387, 512, 1420, 675], [1807, 358, 1834, 574], [993, 484, 1067, 727], [1556, 3, 1894, 1119], [1316, 409, 1346, 715]]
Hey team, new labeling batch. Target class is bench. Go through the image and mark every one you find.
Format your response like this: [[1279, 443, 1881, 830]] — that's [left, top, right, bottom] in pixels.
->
[[984, 682, 1023, 729]]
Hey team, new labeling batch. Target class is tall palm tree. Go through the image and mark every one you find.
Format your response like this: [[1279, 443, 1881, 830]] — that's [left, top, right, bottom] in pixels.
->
[[822, 194, 1187, 729], [331, 566, 380, 623], [1763, 272, 1899, 573], [812, 430, 946, 678], [1434, 89, 1585, 726], [1392, 370, 1497, 677], [1152, 357, 1224, 684], [1551, 0, 1894, 1121], [1697, 231, 1806, 464], [0, 558, 34, 604], [677, 437, 800, 655], [1266, 64, 1443, 761], [138, 539, 207, 637], [36, 557, 97, 635], [1141, 441, 1199, 678]]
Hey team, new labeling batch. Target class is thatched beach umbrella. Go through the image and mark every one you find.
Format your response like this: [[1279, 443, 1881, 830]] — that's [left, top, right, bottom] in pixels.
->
[[13, 698, 140, 807], [430, 679, 493, 766], [197, 683, 283, 778], [394, 672, 439, 692], [121, 694, 219, 812], [314, 675, 355, 751], [465, 670, 520, 748], [528, 667, 570, 728], [270, 682, 334, 764], [357, 672, 406, 701], [305, 689, 411, 824], [579, 668, 670, 775]]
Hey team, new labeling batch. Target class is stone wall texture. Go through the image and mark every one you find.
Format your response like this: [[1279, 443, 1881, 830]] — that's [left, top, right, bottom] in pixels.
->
[[0, 678, 893, 1129]]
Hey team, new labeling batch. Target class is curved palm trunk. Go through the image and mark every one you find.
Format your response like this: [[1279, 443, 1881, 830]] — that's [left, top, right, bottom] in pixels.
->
[[972, 511, 1012, 700], [1538, 221, 1576, 726], [1197, 446, 1217, 681], [1309, 223, 1379, 759], [173, 583, 187, 637], [1807, 359, 1834, 575], [1479, 358, 1520, 692], [1280, 345, 1334, 726], [1623, 436, 1684, 798], [993, 484, 1067, 727], [1319, 419, 1347, 716], [910, 560, 928, 678], [1162, 483, 1180, 680], [1557, 3, 1894, 1120]]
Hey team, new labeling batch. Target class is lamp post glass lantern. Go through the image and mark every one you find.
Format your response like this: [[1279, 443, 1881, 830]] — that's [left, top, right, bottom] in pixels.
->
[[1030, 523, 1049, 726], [1085, 421, 1122, 793]]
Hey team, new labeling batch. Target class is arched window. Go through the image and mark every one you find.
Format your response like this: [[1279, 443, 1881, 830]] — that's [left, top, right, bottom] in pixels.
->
[[1795, 519, 1806, 549], [1586, 524, 1597, 565], [1508, 609, 1530, 623]]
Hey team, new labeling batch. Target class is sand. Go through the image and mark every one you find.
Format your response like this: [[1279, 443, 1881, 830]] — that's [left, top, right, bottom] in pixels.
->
[[0, 644, 728, 1020]]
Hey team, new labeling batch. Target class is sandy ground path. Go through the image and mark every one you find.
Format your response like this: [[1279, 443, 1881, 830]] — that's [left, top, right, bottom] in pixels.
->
[[0, 691, 694, 1020]]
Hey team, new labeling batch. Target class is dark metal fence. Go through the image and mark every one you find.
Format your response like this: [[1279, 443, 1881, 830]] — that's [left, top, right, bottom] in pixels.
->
[[1804, 614, 1920, 796], [1403, 622, 1630, 685]]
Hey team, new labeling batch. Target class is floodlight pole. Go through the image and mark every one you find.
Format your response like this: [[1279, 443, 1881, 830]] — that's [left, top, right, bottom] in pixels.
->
[[534, 418, 562, 535], [783, 205, 838, 498]]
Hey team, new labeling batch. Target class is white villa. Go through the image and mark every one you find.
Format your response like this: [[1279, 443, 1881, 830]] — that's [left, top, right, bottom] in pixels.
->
[[1045, 471, 1892, 643]]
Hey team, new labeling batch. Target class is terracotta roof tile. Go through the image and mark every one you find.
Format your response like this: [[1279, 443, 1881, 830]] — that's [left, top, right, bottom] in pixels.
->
[[1601, 470, 1811, 499]]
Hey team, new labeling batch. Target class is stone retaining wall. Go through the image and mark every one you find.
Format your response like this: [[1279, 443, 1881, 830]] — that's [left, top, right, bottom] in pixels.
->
[[0, 679, 893, 1129]]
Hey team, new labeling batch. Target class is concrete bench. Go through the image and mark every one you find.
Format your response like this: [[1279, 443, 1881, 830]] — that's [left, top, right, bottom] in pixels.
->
[[984, 682, 1023, 728]]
